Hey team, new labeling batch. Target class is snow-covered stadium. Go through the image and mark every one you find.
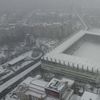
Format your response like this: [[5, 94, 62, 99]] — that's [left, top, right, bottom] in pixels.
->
[[41, 30, 100, 85]]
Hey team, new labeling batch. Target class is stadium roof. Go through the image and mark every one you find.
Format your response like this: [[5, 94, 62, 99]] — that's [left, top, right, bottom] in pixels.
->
[[43, 30, 100, 73]]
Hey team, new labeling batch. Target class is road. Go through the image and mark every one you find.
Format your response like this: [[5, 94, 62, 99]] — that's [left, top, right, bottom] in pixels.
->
[[0, 51, 33, 85], [76, 13, 88, 30], [0, 61, 35, 85], [0, 61, 41, 99]]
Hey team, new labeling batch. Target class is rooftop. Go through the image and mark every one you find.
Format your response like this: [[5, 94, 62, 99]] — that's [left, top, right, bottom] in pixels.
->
[[16, 76, 74, 100], [81, 91, 100, 100], [43, 30, 100, 73], [46, 78, 66, 92], [16, 76, 48, 99]]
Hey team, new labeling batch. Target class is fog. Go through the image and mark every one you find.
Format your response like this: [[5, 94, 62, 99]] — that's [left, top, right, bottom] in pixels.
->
[[0, 0, 100, 13]]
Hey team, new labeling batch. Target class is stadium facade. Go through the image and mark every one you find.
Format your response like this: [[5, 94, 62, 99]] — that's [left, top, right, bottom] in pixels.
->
[[41, 30, 100, 86]]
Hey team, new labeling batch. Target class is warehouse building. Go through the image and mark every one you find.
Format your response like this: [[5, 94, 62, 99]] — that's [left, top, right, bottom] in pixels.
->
[[16, 76, 74, 100]]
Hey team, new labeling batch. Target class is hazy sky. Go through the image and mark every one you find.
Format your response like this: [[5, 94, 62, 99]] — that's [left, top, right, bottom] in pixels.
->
[[0, 0, 100, 12]]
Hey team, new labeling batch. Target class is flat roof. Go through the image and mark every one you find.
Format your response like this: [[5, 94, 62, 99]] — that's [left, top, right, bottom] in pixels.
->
[[81, 91, 100, 100], [20, 76, 48, 92], [25, 91, 46, 99], [46, 78, 65, 92], [61, 78, 74, 86], [8, 51, 32, 65], [43, 30, 100, 73], [22, 77, 48, 98]]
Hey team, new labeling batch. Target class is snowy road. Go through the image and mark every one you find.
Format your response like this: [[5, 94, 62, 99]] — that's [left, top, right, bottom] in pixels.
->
[[0, 61, 40, 93]]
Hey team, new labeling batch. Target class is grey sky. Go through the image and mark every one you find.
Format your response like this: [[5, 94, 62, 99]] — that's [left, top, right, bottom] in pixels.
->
[[0, 0, 100, 12]]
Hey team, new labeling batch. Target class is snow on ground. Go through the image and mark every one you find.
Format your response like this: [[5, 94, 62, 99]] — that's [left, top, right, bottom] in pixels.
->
[[73, 41, 100, 65], [70, 95, 81, 100]]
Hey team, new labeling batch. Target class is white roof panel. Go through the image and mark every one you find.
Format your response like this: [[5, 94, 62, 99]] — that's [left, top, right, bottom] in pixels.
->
[[81, 91, 100, 100]]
